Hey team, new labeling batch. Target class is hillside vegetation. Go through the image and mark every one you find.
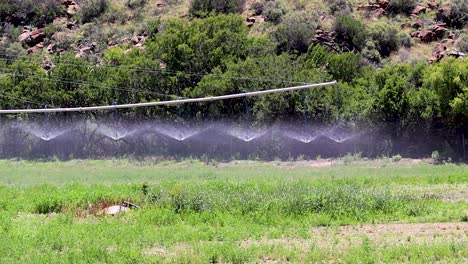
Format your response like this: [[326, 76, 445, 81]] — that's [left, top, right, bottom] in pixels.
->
[[0, 0, 467, 158]]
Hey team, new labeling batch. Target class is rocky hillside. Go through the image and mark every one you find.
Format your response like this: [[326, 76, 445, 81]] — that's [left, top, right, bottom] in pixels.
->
[[0, 0, 466, 64]]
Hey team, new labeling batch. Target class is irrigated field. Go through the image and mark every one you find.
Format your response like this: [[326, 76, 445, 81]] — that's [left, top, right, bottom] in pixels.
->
[[0, 159, 467, 263]]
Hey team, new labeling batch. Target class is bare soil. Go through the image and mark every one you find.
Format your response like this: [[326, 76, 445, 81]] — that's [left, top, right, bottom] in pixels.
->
[[143, 222, 467, 261], [216, 158, 428, 168], [241, 222, 468, 249]]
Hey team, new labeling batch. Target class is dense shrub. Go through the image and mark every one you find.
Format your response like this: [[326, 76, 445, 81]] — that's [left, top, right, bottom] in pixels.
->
[[145, 20, 160, 39], [398, 32, 412, 48], [0, 0, 65, 27], [368, 22, 400, 57], [263, 1, 284, 24], [190, 0, 246, 17], [333, 15, 367, 51], [386, 0, 417, 15], [327, 52, 365, 83], [251, 1, 264, 15], [127, 0, 147, 9], [439, 0, 468, 29], [327, 0, 353, 15], [423, 57, 468, 114], [149, 15, 251, 74], [273, 12, 318, 54], [456, 35, 468, 53], [77, 0, 108, 23], [362, 40, 381, 63], [371, 64, 412, 126]]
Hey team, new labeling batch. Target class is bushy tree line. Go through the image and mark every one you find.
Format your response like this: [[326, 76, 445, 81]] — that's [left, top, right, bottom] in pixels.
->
[[0, 14, 467, 158]]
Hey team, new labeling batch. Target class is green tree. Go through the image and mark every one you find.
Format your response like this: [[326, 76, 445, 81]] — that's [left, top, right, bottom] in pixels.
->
[[193, 54, 330, 123], [148, 15, 250, 75], [423, 58, 468, 115]]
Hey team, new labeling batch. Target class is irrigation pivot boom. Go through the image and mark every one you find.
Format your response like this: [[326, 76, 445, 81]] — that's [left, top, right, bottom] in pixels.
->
[[0, 81, 337, 114]]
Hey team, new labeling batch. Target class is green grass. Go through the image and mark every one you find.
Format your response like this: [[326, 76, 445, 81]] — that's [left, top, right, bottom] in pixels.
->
[[0, 159, 467, 263]]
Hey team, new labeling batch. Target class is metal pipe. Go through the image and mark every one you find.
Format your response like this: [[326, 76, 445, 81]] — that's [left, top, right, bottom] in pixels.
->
[[0, 81, 337, 114]]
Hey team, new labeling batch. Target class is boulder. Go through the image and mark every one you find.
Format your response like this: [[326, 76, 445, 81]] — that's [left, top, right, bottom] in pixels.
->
[[66, 21, 75, 30], [27, 43, 44, 54], [108, 40, 117, 47], [67, 5, 78, 15], [46, 44, 57, 54], [246, 17, 256, 23], [120, 37, 130, 44], [410, 31, 421, 38], [76, 42, 96, 58], [65, 1, 79, 16], [412, 5, 426, 15], [52, 17, 67, 25], [433, 43, 447, 54], [432, 24, 447, 38], [411, 21, 423, 29], [30, 29, 45, 44], [358, 3, 380, 11], [448, 51, 465, 58], [440, 38, 454, 45], [430, 43, 447, 63], [312, 29, 340, 52], [43, 62, 55, 71], [436, 7, 450, 21], [18, 31, 31, 43], [419, 30, 437, 42], [447, 32, 457, 39], [131, 35, 140, 45], [370, 8, 385, 19], [377, 0, 389, 9], [103, 205, 130, 216], [156, 1, 164, 7], [20, 29, 45, 46]]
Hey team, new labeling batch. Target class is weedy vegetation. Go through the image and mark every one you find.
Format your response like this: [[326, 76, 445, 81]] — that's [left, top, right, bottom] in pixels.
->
[[0, 159, 467, 263]]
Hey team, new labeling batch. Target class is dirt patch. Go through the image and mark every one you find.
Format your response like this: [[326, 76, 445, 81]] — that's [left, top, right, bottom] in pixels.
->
[[319, 222, 467, 237], [241, 222, 468, 250], [269, 160, 335, 168], [216, 159, 335, 168], [144, 246, 166, 256], [144, 243, 194, 260], [396, 184, 468, 203], [215, 158, 431, 169], [73, 199, 131, 218]]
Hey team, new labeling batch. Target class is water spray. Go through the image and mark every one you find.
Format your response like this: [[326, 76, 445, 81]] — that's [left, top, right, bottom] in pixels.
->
[[243, 90, 249, 130], [112, 101, 118, 140], [177, 97, 183, 121], [44, 104, 50, 140], [462, 129, 466, 160], [336, 84, 341, 122], [302, 87, 307, 130]]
